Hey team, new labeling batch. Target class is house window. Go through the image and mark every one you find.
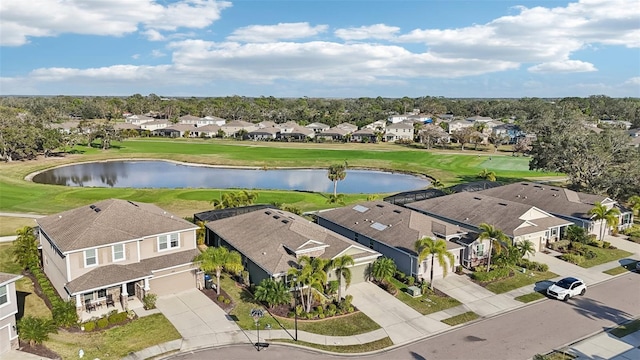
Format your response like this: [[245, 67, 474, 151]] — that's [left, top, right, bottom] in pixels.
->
[[551, 228, 558, 236], [476, 244, 485, 257], [113, 244, 125, 262], [84, 249, 97, 267], [97, 289, 107, 299], [0, 284, 7, 306], [83, 292, 94, 302], [159, 233, 180, 251]]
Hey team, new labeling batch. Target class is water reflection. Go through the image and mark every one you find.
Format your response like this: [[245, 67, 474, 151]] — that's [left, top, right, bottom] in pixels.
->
[[31, 160, 430, 194]]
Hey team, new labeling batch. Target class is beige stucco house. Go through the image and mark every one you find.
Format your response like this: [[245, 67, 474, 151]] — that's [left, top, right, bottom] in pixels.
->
[[0, 273, 22, 355], [36, 199, 200, 315]]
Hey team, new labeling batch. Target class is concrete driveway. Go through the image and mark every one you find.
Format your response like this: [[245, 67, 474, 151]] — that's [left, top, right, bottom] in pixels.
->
[[156, 288, 246, 351], [436, 273, 521, 317]]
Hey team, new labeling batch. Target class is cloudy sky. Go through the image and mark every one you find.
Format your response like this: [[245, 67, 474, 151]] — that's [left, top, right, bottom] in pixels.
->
[[1, 0, 639, 98]]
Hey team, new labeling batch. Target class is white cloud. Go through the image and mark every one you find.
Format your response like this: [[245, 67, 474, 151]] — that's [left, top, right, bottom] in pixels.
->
[[132, 54, 140, 60], [227, 23, 328, 42], [624, 77, 640, 86], [334, 24, 400, 41], [0, 0, 232, 46], [142, 29, 165, 42], [528, 60, 597, 73], [151, 50, 166, 58]]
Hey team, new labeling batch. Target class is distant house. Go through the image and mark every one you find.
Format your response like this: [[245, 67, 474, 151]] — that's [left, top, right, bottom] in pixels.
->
[[0, 273, 23, 355], [492, 123, 524, 143], [316, 127, 349, 141], [316, 201, 465, 280], [221, 120, 257, 137], [50, 121, 82, 134], [448, 120, 475, 134], [385, 121, 414, 142], [248, 127, 279, 140], [205, 208, 381, 285], [305, 122, 330, 133], [351, 128, 378, 143], [278, 124, 315, 141], [628, 129, 640, 148], [465, 116, 493, 123], [477, 182, 634, 236], [140, 119, 170, 132], [201, 116, 227, 126], [36, 199, 200, 315], [177, 115, 202, 126], [114, 123, 141, 132], [335, 122, 358, 133], [153, 124, 196, 137], [195, 124, 221, 138], [406, 192, 573, 253], [125, 115, 155, 126]]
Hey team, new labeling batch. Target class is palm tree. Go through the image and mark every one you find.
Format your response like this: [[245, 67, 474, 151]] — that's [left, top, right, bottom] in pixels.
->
[[287, 256, 328, 312], [195, 220, 206, 246], [326, 193, 345, 205], [430, 179, 444, 189], [588, 202, 621, 240], [414, 237, 455, 290], [329, 255, 354, 300], [327, 162, 348, 197], [477, 223, 510, 272], [477, 169, 497, 181], [13, 226, 38, 270], [371, 257, 397, 284], [254, 278, 291, 308], [627, 195, 640, 217], [193, 247, 244, 295], [516, 240, 535, 259]]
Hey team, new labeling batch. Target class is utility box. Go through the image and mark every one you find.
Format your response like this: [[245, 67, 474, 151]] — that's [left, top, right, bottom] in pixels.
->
[[407, 285, 422, 297]]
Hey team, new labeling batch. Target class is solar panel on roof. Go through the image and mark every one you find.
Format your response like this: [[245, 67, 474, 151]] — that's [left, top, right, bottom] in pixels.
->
[[371, 222, 388, 231], [353, 205, 369, 213]]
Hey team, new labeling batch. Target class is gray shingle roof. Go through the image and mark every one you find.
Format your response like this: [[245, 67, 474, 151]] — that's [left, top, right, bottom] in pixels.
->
[[37, 199, 197, 253], [206, 209, 379, 276], [0, 272, 23, 286], [317, 201, 464, 255]]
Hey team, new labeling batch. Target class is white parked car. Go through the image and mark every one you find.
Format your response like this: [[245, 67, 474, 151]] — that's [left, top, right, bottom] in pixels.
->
[[547, 277, 587, 301]]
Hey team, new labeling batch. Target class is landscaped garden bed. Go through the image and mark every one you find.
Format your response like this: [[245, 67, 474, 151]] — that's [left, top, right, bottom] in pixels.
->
[[550, 225, 633, 268], [382, 277, 461, 315]]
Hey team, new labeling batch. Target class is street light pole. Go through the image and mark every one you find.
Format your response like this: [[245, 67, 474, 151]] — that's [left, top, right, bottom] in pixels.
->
[[250, 308, 265, 351], [294, 281, 299, 341]]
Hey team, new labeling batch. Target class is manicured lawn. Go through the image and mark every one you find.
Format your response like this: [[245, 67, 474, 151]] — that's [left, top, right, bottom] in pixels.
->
[[0, 139, 560, 216], [0, 243, 51, 320], [441, 311, 479, 326], [603, 261, 638, 275], [483, 270, 558, 294], [221, 275, 380, 336], [610, 319, 640, 338], [578, 247, 634, 268], [44, 313, 181, 360], [387, 277, 461, 315], [536, 351, 576, 360], [0, 217, 38, 236], [272, 337, 393, 353], [515, 292, 546, 303]]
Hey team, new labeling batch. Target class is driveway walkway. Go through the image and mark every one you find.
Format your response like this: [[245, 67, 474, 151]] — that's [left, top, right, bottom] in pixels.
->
[[155, 289, 245, 351]]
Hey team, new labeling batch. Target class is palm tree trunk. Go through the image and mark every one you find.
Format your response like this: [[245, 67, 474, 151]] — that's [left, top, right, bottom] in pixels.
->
[[429, 255, 435, 290], [337, 271, 342, 300], [216, 269, 222, 295], [307, 286, 313, 312], [333, 181, 338, 197], [486, 240, 493, 272]]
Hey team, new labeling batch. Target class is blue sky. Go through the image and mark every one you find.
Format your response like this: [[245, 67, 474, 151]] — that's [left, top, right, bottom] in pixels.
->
[[1, 0, 639, 98]]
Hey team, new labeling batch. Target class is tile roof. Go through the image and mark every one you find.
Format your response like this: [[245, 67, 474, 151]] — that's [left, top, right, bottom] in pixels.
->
[[317, 201, 464, 255], [65, 249, 200, 294], [37, 199, 197, 253], [206, 209, 379, 276]]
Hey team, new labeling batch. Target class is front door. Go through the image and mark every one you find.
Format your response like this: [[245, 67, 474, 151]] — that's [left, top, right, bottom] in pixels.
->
[[126, 282, 136, 298]]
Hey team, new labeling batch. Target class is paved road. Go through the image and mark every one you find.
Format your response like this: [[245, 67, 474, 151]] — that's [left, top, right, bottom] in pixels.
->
[[168, 272, 640, 360]]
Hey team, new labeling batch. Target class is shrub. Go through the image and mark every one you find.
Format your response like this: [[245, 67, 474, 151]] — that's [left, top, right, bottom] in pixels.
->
[[318, 313, 325, 319], [394, 271, 406, 282], [223, 298, 230, 304], [328, 303, 337, 312], [287, 311, 295, 318], [96, 317, 109, 329], [316, 306, 324, 314], [217, 295, 225, 302], [407, 276, 415, 286], [603, 241, 611, 249], [560, 253, 585, 265], [584, 250, 597, 259], [348, 306, 355, 313], [108, 312, 128, 325], [550, 239, 570, 251], [327, 280, 339, 295], [383, 281, 397, 295], [52, 300, 79, 327], [83, 321, 96, 332], [142, 293, 157, 310], [326, 308, 336, 317], [471, 267, 511, 282], [304, 312, 314, 320], [587, 239, 603, 248], [18, 316, 57, 346]]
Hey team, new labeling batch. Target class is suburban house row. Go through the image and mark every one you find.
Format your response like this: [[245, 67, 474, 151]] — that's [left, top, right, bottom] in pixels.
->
[[31, 182, 633, 318]]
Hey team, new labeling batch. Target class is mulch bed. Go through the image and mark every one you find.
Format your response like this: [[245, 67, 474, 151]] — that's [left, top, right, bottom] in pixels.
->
[[19, 340, 61, 359], [200, 287, 235, 312]]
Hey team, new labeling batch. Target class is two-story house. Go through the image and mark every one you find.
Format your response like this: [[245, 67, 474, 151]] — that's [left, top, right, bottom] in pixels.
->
[[0, 273, 22, 355], [385, 121, 414, 142], [36, 199, 200, 315]]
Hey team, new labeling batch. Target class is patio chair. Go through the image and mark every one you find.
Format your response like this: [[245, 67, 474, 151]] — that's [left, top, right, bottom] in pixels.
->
[[85, 299, 96, 312], [106, 294, 115, 308]]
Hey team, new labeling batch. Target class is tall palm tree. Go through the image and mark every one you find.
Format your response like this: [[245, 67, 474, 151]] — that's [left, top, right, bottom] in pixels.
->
[[414, 237, 455, 290], [254, 278, 291, 308], [626, 195, 640, 217], [193, 247, 244, 295], [327, 162, 348, 197], [588, 202, 621, 240], [477, 223, 510, 272], [371, 257, 397, 284], [329, 255, 354, 300], [287, 256, 328, 312], [477, 169, 497, 181], [516, 240, 536, 259]]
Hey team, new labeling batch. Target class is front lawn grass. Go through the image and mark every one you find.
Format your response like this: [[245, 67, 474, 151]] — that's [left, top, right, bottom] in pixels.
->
[[610, 319, 640, 338], [44, 313, 181, 360], [221, 275, 380, 336], [272, 336, 393, 353], [515, 292, 546, 303], [441, 311, 479, 326], [603, 261, 637, 275], [483, 270, 558, 294], [387, 277, 461, 315], [578, 247, 634, 268]]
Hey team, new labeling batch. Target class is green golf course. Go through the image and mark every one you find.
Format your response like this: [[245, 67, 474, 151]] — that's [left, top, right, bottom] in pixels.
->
[[0, 138, 561, 217]]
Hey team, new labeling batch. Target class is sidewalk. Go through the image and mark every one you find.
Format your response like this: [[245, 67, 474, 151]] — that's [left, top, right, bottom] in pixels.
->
[[561, 324, 640, 360]]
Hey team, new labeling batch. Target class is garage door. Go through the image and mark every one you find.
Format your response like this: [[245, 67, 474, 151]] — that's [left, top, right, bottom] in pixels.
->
[[0, 325, 10, 356], [149, 270, 196, 296], [349, 263, 371, 284]]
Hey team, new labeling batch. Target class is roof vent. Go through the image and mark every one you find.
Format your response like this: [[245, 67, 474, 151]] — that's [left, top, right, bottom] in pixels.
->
[[282, 219, 289, 224], [273, 215, 280, 219], [473, 197, 482, 200], [94, 207, 101, 213], [498, 203, 507, 206], [393, 209, 402, 214], [376, 204, 384, 208], [90, 205, 96, 209], [265, 211, 272, 215]]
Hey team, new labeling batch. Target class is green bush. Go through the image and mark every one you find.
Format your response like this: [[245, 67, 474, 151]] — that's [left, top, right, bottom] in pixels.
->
[[107, 312, 128, 325], [52, 300, 79, 327], [407, 276, 415, 286], [83, 321, 96, 332], [471, 267, 511, 282], [316, 305, 324, 314], [18, 316, 57, 346], [602, 241, 611, 249], [516, 258, 549, 272], [584, 250, 597, 259], [223, 298, 230, 304], [550, 239, 570, 251], [560, 253, 585, 265], [217, 295, 225, 302], [326, 308, 336, 317], [96, 317, 109, 329], [318, 313, 325, 319], [287, 311, 295, 318], [587, 239, 603, 248], [142, 293, 157, 310], [348, 306, 355, 313], [394, 271, 406, 282]]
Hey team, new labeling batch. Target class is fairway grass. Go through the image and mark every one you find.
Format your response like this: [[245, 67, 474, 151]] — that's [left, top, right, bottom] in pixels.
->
[[0, 139, 560, 216]]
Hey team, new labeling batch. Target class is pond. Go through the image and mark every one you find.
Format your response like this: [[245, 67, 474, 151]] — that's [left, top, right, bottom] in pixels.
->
[[31, 160, 431, 194]]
